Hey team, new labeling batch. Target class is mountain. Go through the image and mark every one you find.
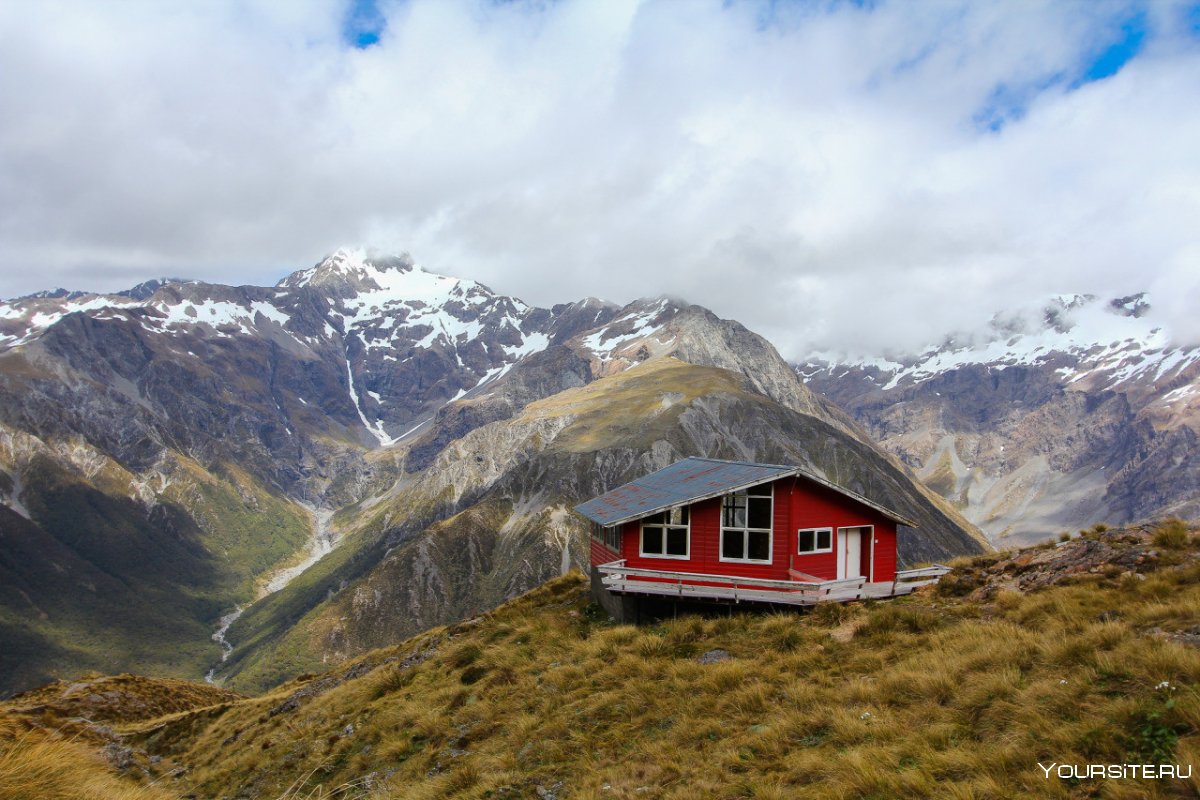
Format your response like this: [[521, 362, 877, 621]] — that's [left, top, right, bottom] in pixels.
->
[[3, 520, 1197, 800], [216, 355, 985, 691], [798, 294, 1200, 546], [0, 249, 984, 696]]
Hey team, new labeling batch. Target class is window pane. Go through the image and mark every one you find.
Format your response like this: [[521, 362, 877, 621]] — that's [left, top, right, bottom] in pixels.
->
[[723, 495, 745, 527], [748, 497, 771, 529], [747, 530, 770, 561], [817, 529, 831, 550], [644, 511, 664, 525], [643, 527, 663, 555], [721, 530, 743, 559], [668, 506, 688, 525], [666, 527, 687, 556], [606, 527, 621, 550], [798, 530, 815, 552]]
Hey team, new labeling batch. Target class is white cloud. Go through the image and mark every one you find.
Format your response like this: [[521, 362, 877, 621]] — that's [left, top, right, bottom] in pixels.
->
[[0, 0, 1197, 357]]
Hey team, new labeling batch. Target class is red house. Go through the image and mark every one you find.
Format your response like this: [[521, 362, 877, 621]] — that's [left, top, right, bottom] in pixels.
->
[[576, 457, 948, 616]]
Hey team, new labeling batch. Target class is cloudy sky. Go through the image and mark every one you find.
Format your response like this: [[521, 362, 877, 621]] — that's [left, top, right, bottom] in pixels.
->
[[1, 0, 1198, 358]]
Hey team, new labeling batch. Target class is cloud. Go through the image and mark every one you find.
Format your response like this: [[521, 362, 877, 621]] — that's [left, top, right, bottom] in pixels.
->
[[0, 0, 1198, 358]]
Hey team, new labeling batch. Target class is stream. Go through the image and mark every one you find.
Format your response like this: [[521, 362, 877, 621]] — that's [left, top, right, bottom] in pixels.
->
[[204, 506, 339, 684]]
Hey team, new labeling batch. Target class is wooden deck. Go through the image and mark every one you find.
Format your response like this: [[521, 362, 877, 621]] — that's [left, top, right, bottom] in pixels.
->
[[596, 560, 951, 605]]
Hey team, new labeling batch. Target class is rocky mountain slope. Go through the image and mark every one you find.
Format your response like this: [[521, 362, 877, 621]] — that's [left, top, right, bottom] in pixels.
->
[[799, 294, 1200, 546], [0, 250, 985, 696], [216, 357, 985, 691], [3, 520, 1198, 799]]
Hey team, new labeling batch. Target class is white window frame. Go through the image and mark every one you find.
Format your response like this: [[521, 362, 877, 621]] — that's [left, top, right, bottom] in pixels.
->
[[796, 527, 833, 555], [640, 506, 690, 560], [718, 484, 774, 564]]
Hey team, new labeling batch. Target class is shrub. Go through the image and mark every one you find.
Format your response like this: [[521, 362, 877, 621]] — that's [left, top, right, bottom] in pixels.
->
[[1123, 700, 1187, 763]]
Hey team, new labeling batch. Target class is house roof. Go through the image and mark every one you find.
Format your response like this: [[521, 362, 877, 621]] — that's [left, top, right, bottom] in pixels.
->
[[574, 457, 918, 528]]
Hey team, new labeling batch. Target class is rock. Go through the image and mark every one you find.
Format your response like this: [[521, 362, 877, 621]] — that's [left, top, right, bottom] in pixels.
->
[[101, 743, 134, 771], [1147, 625, 1200, 649], [696, 649, 731, 664]]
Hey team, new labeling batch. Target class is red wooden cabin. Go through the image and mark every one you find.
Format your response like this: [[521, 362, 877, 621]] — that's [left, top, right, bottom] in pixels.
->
[[576, 457, 948, 613]]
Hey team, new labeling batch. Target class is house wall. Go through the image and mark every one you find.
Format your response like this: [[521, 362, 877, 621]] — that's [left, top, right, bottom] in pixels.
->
[[790, 480, 898, 582], [593, 476, 899, 582], [589, 537, 620, 567]]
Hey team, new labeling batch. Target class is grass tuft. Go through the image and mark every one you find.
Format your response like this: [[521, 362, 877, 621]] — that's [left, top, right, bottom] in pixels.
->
[[1154, 518, 1191, 549]]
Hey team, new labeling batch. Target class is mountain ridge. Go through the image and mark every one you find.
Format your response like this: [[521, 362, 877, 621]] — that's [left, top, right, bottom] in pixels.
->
[[799, 293, 1200, 544], [0, 249, 985, 697]]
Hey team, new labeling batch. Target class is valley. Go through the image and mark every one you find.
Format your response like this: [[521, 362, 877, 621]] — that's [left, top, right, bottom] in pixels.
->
[[3, 251, 1192, 702]]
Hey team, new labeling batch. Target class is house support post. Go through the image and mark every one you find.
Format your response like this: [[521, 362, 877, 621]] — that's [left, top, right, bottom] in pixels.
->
[[589, 565, 641, 623]]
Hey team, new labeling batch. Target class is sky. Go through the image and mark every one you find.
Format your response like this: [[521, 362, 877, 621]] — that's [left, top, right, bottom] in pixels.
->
[[1, 0, 1198, 359]]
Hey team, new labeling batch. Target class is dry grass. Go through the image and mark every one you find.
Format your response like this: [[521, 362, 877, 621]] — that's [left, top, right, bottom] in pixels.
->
[[8, 529, 1200, 799], [119, 538, 1200, 800], [1, 674, 241, 730], [0, 718, 174, 800], [1153, 518, 1191, 549]]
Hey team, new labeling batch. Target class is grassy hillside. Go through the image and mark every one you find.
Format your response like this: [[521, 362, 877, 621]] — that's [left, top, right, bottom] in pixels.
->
[[217, 358, 987, 695], [0, 675, 238, 800], [3, 521, 1194, 798]]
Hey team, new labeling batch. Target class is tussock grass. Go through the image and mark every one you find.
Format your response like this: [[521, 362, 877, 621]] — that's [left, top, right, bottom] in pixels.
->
[[1154, 518, 1191, 549], [0, 719, 174, 800], [129, 543, 1200, 800], [12, 529, 1200, 799]]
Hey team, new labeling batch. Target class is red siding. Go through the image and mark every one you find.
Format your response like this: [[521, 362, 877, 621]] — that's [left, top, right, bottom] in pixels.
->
[[790, 480, 898, 581], [594, 475, 900, 582], [589, 538, 619, 566]]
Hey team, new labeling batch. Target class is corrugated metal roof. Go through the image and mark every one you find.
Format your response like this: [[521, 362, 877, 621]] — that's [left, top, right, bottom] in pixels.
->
[[574, 456, 918, 528], [575, 458, 795, 527]]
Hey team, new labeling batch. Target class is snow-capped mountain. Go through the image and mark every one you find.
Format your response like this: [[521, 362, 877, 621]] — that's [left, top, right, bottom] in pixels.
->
[[0, 248, 986, 694], [0, 249, 626, 448], [798, 294, 1200, 544]]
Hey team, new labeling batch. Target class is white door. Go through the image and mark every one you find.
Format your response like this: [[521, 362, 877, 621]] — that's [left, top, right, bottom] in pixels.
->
[[838, 528, 862, 580]]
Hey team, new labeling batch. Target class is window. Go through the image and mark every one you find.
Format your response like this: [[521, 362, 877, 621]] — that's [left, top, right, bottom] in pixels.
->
[[591, 522, 621, 552], [641, 506, 689, 558], [604, 524, 621, 551], [797, 527, 833, 554], [720, 485, 773, 562]]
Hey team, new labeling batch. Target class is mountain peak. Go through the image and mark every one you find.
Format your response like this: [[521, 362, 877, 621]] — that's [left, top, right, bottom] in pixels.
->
[[277, 248, 417, 292], [117, 277, 193, 301]]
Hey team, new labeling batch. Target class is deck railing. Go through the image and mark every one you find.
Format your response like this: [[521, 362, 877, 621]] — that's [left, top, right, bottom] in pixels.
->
[[596, 560, 950, 605]]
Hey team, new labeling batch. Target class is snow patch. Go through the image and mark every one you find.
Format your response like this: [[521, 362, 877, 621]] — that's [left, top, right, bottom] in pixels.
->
[[806, 294, 1200, 395], [345, 350, 395, 446]]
